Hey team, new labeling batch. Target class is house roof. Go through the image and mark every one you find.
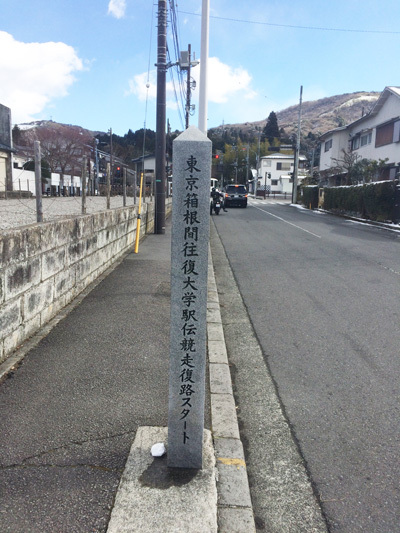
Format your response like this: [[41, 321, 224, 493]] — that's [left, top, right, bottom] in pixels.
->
[[367, 86, 400, 117], [318, 126, 347, 141], [0, 142, 14, 152], [318, 86, 400, 141], [260, 153, 307, 160], [131, 154, 155, 163]]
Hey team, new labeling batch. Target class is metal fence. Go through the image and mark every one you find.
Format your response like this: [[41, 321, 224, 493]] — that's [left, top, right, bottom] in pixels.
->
[[0, 190, 152, 231]]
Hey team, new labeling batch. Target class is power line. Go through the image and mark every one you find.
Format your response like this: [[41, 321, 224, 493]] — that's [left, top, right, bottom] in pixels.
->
[[166, 1, 186, 129], [178, 10, 400, 35]]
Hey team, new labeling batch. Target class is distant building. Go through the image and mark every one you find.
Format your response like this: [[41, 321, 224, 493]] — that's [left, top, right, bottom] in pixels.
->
[[0, 104, 14, 194], [257, 152, 308, 195], [318, 86, 400, 185], [132, 154, 155, 184]]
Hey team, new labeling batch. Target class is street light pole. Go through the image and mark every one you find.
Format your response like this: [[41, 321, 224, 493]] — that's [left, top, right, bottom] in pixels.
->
[[198, 0, 209, 134]]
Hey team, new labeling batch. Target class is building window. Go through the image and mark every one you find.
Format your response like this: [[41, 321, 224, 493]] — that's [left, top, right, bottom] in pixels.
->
[[351, 136, 360, 150], [360, 132, 372, 147], [271, 180, 278, 186], [324, 139, 332, 152], [394, 121, 400, 143], [389, 167, 398, 180], [276, 162, 291, 170], [376, 120, 400, 147], [265, 160, 271, 167]]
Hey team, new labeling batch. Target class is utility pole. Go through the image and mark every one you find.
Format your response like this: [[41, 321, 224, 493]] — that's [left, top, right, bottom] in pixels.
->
[[106, 162, 111, 210], [109, 128, 114, 188], [185, 44, 192, 129], [155, 0, 167, 234], [180, 44, 199, 129], [82, 155, 87, 215], [94, 138, 99, 195], [292, 85, 303, 204], [245, 144, 250, 188]]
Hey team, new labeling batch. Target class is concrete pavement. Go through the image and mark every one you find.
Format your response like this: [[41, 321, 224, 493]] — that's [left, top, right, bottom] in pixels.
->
[[0, 217, 254, 532]]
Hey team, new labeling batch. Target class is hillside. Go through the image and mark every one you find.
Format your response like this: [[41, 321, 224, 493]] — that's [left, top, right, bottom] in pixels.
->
[[16, 91, 382, 151], [218, 91, 381, 139]]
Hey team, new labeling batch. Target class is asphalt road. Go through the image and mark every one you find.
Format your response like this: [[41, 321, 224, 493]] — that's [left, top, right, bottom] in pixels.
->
[[210, 198, 400, 532]]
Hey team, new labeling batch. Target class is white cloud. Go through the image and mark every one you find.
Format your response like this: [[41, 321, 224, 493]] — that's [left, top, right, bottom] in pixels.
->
[[128, 57, 255, 105], [126, 71, 157, 101], [0, 32, 83, 123], [108, 0, 127, 19], [203, 57, 256, 104]]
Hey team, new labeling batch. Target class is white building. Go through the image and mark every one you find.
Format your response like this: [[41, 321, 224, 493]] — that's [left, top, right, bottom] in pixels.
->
[[319, 86, 400, 185], [12, 152, 83, 196], [257, 153, 308, 195], [0, 104, 13, 194]]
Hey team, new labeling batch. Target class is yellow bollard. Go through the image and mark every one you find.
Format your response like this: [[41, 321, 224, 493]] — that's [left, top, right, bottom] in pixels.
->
[[134, 171, 144, 253]]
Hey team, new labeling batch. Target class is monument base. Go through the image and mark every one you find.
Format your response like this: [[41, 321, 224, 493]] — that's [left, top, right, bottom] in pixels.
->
[[107, 426, 217, 533]]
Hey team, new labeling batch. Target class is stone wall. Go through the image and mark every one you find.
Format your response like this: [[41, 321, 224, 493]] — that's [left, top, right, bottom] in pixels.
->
[[0, 199, 170, 364]]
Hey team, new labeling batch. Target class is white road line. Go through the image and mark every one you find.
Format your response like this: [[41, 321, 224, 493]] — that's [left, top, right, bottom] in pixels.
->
[[252, 204, 322, 238]]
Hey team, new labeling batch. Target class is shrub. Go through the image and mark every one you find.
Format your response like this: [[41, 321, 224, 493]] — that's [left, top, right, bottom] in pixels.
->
[[323, 181, 397, 222], [301, 185, 319, 209]]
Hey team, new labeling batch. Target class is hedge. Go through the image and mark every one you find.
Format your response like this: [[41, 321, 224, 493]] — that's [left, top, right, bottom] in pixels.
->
[[301, 185, 319, 209], [322, 181, 397, 222]]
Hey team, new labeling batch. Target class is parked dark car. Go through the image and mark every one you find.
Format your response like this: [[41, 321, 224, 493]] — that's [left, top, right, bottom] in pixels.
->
[[224, 184, 248, 207]]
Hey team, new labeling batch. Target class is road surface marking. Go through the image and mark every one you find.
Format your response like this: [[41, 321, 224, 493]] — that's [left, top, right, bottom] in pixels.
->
[[252, 204, 322, 238]]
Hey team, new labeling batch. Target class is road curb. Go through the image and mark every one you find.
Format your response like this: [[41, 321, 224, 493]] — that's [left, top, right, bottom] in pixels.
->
[[207, 247, 256, 533], [316, 208, 400, 233]]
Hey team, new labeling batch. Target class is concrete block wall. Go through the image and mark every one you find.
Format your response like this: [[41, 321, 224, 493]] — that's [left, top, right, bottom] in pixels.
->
[[0, 199, 170, 365]]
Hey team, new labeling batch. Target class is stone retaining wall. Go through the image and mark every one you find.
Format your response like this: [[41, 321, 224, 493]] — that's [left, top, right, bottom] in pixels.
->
[[0, 199, 170, 364]]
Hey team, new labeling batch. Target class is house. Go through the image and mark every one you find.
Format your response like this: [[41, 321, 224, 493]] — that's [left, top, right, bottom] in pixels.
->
[[257, 152, 308, 194], [319, 86, 400, 185], [132, 154, 155, 187], [0, 104, 14, 195]]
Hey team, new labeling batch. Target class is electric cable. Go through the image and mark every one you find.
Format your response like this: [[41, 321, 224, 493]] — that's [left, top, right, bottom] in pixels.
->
[[178, 10, 400, 35]]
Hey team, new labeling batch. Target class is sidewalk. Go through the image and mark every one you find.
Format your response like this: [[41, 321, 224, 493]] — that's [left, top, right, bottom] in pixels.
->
[[0, 218, 254, 532]]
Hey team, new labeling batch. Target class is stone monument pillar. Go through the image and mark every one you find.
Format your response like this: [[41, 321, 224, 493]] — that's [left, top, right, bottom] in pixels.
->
[[168, 126, 212, 469]]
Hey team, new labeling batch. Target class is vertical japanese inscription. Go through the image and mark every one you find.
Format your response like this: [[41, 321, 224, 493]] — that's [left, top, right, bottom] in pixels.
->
[[179, 155, 200, 446], [168, 127, 211, 469]]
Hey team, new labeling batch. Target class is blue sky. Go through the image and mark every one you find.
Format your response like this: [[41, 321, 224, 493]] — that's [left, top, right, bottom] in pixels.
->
[[1, 0, 399, 136]]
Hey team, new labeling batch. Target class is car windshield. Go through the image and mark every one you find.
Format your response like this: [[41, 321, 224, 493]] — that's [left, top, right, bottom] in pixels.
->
[[226, 185, 247, 194]]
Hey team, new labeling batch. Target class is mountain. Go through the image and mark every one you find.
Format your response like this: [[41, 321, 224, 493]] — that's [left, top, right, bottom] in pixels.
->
[[215, 91, 381, 139], [16, 91, 382, 148]]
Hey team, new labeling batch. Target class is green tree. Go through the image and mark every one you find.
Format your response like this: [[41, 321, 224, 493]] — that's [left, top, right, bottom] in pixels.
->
[[23, 159, 51, 180], [262, 111, 280, 145]]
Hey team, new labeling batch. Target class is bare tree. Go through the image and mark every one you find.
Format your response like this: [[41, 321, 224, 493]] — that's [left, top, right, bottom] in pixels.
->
[[33, 124, 93, 194], [331, 149, 388, 185], [330, 149, 361, 185]]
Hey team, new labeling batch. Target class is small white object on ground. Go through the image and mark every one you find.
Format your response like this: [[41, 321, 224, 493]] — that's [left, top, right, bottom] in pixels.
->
[[151, 442, 166, 457]]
